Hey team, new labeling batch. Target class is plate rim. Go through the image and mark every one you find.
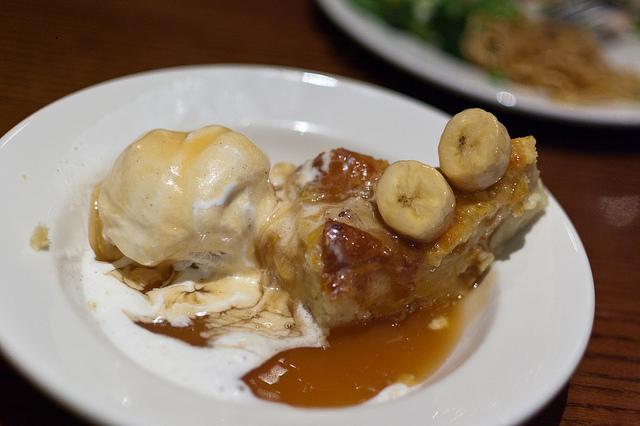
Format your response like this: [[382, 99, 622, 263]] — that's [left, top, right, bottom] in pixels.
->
[[0, 64, 595, 426], [503, 201, 595, 425]]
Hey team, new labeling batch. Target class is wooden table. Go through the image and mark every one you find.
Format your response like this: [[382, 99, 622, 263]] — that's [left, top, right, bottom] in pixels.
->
[[1, 1, 638, 424]]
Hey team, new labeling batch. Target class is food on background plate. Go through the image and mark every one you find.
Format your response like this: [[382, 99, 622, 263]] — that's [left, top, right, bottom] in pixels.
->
[[88, 108, 546, 407], [351, 0, 640, 103]]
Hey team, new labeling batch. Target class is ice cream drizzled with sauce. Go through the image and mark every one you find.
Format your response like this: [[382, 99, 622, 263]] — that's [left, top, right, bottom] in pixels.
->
[[89, 126, 312, 339], [97, 126, 276, 268]]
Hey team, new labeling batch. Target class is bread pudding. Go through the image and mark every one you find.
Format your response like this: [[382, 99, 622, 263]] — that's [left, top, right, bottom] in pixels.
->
[[258, 136, 545, 329]]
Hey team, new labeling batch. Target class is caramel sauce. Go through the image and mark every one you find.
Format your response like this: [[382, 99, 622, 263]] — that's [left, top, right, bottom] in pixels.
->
[[242, 302, 462, 407], [88, 184, 123, 262], [110, 262, 174, 293], [136, 317, 210, 347]]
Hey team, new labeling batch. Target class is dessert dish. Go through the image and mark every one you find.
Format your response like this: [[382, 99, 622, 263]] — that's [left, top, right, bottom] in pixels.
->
[[88, 108, 546, 407]]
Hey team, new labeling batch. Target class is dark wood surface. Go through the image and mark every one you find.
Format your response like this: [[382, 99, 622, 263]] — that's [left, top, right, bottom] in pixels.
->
[[1, 1, 639, 425]]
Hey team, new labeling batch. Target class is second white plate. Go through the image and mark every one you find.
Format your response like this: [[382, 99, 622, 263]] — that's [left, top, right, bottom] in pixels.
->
[[318, 0, 640, 126]]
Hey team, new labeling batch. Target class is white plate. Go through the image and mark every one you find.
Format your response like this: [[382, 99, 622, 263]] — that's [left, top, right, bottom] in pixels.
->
[[317, 0, 640, 126], [0, 65, 593, 426]]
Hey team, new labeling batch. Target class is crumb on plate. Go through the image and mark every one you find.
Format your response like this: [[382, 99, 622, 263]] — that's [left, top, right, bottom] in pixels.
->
[[30, 224, 50, 251]]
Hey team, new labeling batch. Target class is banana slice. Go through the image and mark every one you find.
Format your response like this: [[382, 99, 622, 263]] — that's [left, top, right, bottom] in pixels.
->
[[438, 108, 511, 192], [376, 160, 455, 242]]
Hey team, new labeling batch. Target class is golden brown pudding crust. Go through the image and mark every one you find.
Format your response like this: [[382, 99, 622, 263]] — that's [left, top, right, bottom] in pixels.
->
[[322, 220, 422, 301]]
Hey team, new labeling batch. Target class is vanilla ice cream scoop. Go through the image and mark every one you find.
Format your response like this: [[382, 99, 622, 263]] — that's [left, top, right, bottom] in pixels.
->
[[98, 126, 277, 267]]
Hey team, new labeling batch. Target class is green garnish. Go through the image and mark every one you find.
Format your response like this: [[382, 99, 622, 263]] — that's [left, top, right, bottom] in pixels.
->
[[350, 0, 518, 57], [489, 69, 506, 85]]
